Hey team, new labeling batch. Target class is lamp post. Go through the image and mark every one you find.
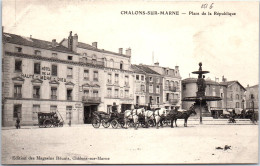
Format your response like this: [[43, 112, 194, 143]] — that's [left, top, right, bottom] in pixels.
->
[[199, 97, 202, 124]]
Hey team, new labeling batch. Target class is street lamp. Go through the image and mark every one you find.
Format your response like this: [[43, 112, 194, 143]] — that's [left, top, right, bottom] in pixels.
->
[[199, 97, 202, 124]]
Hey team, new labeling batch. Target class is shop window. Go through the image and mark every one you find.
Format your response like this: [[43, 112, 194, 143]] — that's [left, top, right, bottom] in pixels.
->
[[13, 104, 22, 119], [66, 106, 72, 120]]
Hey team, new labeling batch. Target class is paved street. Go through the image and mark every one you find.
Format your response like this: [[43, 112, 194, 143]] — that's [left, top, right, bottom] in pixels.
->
[[2, 124, 258, 164]]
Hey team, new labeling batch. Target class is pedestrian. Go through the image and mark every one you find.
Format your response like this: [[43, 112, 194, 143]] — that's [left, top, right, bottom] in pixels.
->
[[15, 117, 21, 129]]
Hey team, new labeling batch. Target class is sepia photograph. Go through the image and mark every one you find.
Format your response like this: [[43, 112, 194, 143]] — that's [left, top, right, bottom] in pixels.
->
[[1, 0, 259, 164]]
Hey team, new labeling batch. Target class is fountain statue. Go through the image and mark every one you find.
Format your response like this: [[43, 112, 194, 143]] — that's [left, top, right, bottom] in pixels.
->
[[182, 62, 222, 123]]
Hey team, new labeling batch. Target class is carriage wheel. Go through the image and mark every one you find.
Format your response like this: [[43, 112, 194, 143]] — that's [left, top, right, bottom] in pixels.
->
[[92, 118, 100, 128], [43, 120, 52, 128], [148, 119, 155, 127], [102, 120, 110, 128], [111, 119, 119, 129]]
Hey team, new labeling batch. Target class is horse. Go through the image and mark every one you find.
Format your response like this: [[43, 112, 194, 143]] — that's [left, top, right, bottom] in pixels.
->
[[144, 108, 167, 129], [124, 108, 145, 129], [167, 107, 196, 127]]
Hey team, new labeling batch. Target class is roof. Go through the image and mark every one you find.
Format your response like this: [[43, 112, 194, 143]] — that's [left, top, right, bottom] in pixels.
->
[[133, 64, 161, 75], [77, 41, 130, 58], [246, 84, 259, 89], [220, 80, 246, 91], [131, 65, 146, 74], [3, 33, 76, 54]]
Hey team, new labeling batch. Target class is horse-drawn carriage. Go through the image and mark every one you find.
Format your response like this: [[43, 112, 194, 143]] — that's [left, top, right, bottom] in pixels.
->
[[37, 112, 64, 128]]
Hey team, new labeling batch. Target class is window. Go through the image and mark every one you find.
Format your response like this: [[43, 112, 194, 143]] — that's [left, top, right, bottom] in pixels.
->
[[156, 85, 160, 94], [15, 47, 22, 53], [251, 94, 254, 99], [84, 89, 89, 96], [103, 58, 107, 67], [108, 73, 112, 83], [13, 104, 22, 119], [141, 75, 144, 81], [183, 84, 186, 90], [32, 105, 40, 120], [115, 89, 119, 98], [33, 86, 40, 98], [34, 50, 41, 56], [34, 62, 41, 74], [136, 96, 139, 104], [125, 89, 129, 98], [52, 53, 57, 59], [92, 55, 97, 64], [50, 105, 57, 113], [107, 88, 112, 97], [67, 89, 73, 100], [120, 61, 123, 70], [157, 97, 160, 104], [221, 93, 223, 98], [68, 56, 73, 60], [125, 75, 129, 86], [67, 67, 73, 78], [166, 93, 169, 101], [149, 96, 153, 104], [93, 71, 98, 81], [149, 77, 153, 82], [136, 75, 140, 80], [93, 90, 99, 98], [166, 70, 169, 75], [141, 84, 145, 92], [14, 84, 22, 98], [115, 74, 119, 84], [236, 94, 239, 100], [51, 64, 57, 76], [51, 87, 57, 100], [84, 70, 89, 80], [15, 59, 22, 72], [149, 84, 153, 93], [66, 106, 72, 120]]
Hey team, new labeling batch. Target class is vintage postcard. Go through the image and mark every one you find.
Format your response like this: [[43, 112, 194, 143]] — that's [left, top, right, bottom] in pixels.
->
[[1, 0, 259, 164]]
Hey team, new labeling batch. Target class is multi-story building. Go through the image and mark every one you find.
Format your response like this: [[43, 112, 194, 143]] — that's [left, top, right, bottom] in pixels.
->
[[2, 31, 135, 126], [133, 64, 163, 108], [148, 62, 182, 110], [2, 32, 81, 126], [220, 76, 246, 109], [245, 84, 258, 110], [182, 77, 227, 110], [60, 32, 134, 115]]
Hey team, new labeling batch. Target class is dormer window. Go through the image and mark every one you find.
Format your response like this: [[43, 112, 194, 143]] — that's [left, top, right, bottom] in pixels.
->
[[68, 56, 73, 60], [34, 50, 41, 56], [15, 47, 22, 53]]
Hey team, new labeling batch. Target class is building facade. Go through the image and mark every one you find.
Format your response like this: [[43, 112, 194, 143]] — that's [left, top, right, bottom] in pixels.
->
[[132, 65, 146, 107], [148, 62, 182, 110], [220, 77, 246, 109], [133, 65, 163, 108], [245, 84, 258, 110]]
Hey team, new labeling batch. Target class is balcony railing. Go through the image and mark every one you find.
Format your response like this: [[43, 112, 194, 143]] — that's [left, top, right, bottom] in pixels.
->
[[51, 95, 57, 100], [14, 93, 22, 98], [165, 86, 180, 92], [33, 94, 40, 99], [82, 96, 101, 102]]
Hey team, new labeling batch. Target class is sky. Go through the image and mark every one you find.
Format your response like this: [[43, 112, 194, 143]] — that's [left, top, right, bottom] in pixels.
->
[[2, 0, 259, 87]]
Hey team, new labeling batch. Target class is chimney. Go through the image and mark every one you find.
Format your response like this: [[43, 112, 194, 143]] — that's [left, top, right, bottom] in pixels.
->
[[68, 31, 73, 51], [175, 66, 179, 70], [247, 84, 249, 88], [125, 48, 131, 56], [154, 62, 159, 66], [30, 35, 32, 39], [92, 42, 97, 48], [52, 39, 56, 47], [222, 75, 227, 82], [119, 48, 123, 54], [72, 33, 78, 51]]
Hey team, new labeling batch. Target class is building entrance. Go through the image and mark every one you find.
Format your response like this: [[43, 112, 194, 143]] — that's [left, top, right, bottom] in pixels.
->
[[84, 105, 98, 124]]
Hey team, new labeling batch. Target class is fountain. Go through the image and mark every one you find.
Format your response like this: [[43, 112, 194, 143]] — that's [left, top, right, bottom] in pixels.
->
[[182, 62, 222, 123]]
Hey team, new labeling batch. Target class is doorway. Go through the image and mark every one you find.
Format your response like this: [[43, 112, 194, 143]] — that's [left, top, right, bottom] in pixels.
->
[[84, 105, 98, 124]]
